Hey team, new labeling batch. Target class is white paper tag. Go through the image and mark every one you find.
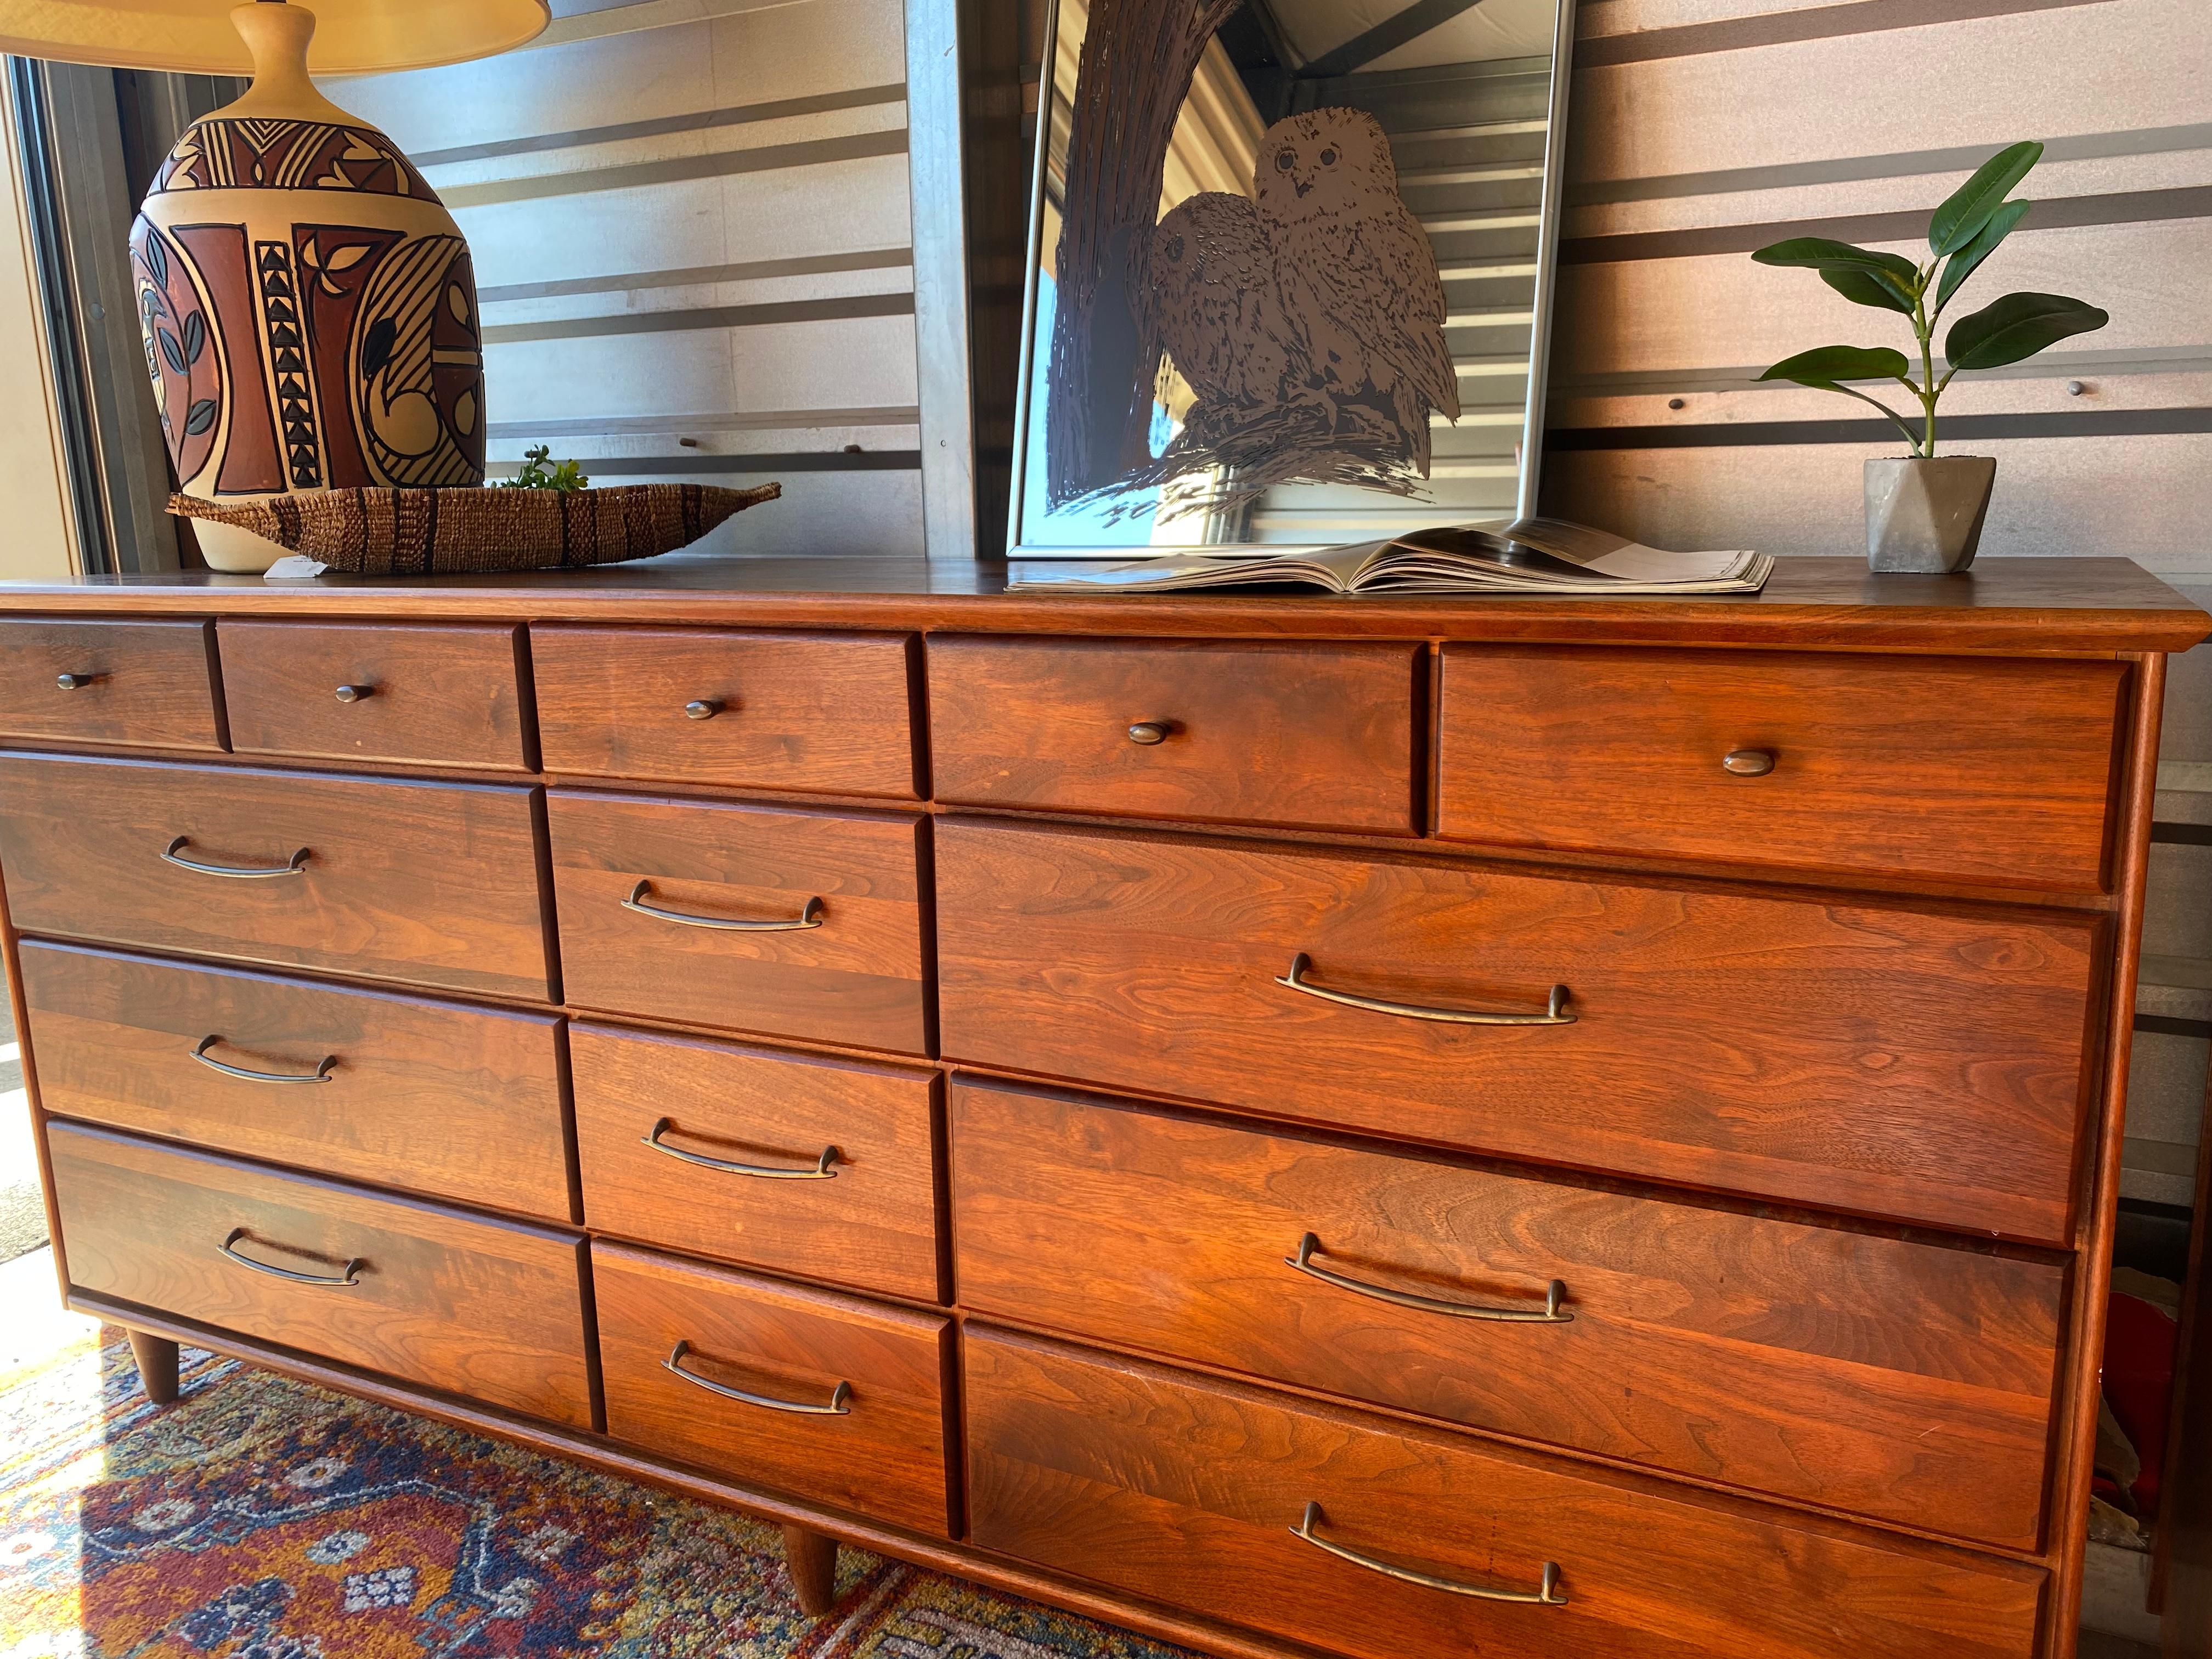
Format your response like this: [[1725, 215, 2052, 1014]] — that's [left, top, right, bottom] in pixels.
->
[[263, 555, 329, 580]]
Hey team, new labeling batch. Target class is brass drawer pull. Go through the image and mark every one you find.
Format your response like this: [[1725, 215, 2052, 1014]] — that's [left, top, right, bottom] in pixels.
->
[[622, 879, 824, 932], [641, 1117, 838, 1180], [1275, 953, 1572, 1025], [333, 684, 373, 703], [684, 698, 723, 720], [1288, 1233, 1570, 1323], [217, 1227, 362, 1288], [1722, 748, 1776, 776], [193, 1034, 337, 1085], [1291, 1502, 1567, 1606], [55, 672, 98, 690], [1126, 720, 1172, 746], [162, 836, 311, 879], [661, 1340, 852, 1415]]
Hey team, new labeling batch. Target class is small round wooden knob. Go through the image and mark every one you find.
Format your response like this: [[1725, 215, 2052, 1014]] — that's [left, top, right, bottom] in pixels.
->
[[1722, 748, 1776, 777], [1127, 721, 1171, 746], [684, 699, 723, 720], [55, 672, 94, 691], [333, 684, 372, 703]]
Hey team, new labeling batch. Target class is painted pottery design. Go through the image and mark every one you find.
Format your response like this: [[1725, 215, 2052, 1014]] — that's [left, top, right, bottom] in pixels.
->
[[131, 112, 486, 505]]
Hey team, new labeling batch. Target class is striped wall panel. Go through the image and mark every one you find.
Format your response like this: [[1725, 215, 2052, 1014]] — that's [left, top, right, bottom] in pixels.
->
[[324, 0, 924, 557]]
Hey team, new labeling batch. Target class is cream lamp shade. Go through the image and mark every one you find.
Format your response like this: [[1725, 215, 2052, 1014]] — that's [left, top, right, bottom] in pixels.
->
[[0, 0, 548, 75], [0, 0, 548, 570]]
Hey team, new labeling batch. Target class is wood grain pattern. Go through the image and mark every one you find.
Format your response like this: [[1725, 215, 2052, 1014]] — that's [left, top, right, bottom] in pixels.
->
[[219, 620, 529, 771], [592, 1242, 953, 1536], [1437, 646, 2126, 893], [935, 821, 2100, 1243], [964, 1329, 2047, 1659], [950, 1081, 2064, 1549], [929, 636, 1419, 834], [531, 625, 918, 798], [547, 791, 928, 1054], [48, 1121, 592, 1428], [573, 1023, 940, 1301], [0, 618, 223, 751], [1, 556, 2200, 655], [0, 753, 552, 1000], [18, 940, 569, 1218], [782, 1525, 839, 1616]]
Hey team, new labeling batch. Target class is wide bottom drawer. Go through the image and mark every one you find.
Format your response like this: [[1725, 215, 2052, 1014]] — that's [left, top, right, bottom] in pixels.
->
[[48, 1122, 592, 1430], [964, 1330, 2045, 1659], [592, 1243, 953, 1536]]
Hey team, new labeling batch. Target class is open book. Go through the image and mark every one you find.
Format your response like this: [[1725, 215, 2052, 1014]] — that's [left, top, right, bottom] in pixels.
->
[[1009, 518, 1771, 597]]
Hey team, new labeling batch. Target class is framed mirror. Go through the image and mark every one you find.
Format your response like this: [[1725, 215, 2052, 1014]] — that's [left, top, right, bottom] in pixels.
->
[[1007, 0, 1575, 557]]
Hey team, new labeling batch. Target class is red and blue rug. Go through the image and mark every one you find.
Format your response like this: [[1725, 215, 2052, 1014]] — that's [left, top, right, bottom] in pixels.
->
[[0, 1328, 1192, 1658]]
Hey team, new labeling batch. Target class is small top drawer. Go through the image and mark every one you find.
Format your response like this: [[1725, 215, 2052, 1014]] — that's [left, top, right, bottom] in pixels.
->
[[221, 621, 528, 770], [1437, 646, 2126, 892], [929, 637, 1419, 834], [531, 625, 918, 797], [0, 618, 223, 751]]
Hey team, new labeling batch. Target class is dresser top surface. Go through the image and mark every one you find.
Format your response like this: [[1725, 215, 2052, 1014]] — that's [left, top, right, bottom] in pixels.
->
[[3, 552, 2203, 653]]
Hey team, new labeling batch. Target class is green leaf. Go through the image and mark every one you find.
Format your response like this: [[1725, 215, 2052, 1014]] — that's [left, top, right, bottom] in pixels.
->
[[1821, 266, 1915, 313], [1944, 291, 2108, 370], [1934, 199, 2029, 315], [1751, 237, 1919, 281], [1928, 140, 2042, 256], [1757, 345, 1913, 386]]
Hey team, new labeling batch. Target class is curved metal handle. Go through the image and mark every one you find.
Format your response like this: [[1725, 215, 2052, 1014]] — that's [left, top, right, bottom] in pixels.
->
[[55, 672, 97, 690], [641, 1118, 838, 1180], [1288, 1234, 1570, 1323], [1721, 748, 1775, 777], [162, 837, 310, 879], [662, 1340, 852, 1414], [1127, 720, 1172, 746], [217, 1227, 362, 1288], [334, 683, 373, 703], [622, 879, 823, 932], [684, 698, 724, 720], [193, 1034, 337, 1086], [1291, 1503, 1566, 1606], [1275, 953, 1572, 1025]]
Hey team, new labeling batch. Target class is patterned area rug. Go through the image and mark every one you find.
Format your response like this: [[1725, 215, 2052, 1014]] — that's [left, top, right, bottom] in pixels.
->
[[0, 1326, 1193, 1659]]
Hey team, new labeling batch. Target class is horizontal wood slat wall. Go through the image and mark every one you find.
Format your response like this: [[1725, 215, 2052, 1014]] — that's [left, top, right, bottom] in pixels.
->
[[325, 0, 924, 557]]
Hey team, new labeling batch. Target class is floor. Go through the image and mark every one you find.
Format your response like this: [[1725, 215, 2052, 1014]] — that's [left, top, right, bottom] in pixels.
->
[[0, 979, 48, 1263]]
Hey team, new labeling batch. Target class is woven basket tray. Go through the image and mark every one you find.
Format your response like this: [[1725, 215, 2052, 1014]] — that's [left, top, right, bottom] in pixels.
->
[[170, 483, 781, 575]]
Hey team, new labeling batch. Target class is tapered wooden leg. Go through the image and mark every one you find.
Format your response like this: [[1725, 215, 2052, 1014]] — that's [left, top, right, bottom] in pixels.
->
[[126, 1330, 179, 1405], [781, 1522, 839, 1615]]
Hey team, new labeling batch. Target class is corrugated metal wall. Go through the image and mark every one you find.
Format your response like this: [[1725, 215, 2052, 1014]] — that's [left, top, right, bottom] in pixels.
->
[[326, 0, 926, 557], [1537, 0, 2209, 1226]]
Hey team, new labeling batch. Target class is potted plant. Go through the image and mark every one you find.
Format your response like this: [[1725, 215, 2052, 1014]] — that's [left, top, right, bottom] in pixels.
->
[[1751, 140, 2107, 572]]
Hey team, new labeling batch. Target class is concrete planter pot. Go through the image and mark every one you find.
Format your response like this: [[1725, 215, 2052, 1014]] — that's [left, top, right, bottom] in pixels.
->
[[1864, 455, 1997, 573]]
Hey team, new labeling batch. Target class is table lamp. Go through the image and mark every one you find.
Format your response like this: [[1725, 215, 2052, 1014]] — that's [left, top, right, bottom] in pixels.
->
[[0, 0, 549, 568]]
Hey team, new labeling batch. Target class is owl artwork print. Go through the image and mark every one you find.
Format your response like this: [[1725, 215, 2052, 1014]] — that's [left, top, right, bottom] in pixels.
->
[[1149, 107, 1458, 494]]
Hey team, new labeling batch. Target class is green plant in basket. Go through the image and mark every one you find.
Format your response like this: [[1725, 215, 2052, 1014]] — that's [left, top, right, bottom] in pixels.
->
[[500, 444, 589, 490]]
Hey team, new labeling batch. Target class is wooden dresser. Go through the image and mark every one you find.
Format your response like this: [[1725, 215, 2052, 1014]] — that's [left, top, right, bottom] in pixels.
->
[[3, 556, 2204, 1659]]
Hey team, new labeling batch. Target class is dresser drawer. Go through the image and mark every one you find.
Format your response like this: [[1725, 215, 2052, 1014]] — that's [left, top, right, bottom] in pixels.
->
[[951, 1082, 2063, 1549], [929, 636, 1419, 834], [936, 823, 2099, 1243], [573, 1023, 939, 1301], [592, 1242, 953, 1535], [19, 941, 569, 1219], [547, 791, 927, 1054], [531, 625, 917, 798], [0, 754, 552, 1001], [49, 1122, 592, 1428], [966, 1331, 2042, 1659], [0, 617, 223, 751], [1438, 646, 2126, 893], [221, 620, 529, 770]]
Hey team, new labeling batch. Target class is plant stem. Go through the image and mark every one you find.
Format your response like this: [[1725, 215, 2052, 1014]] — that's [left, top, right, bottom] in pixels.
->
[[1912, 266, 1939, 456]]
